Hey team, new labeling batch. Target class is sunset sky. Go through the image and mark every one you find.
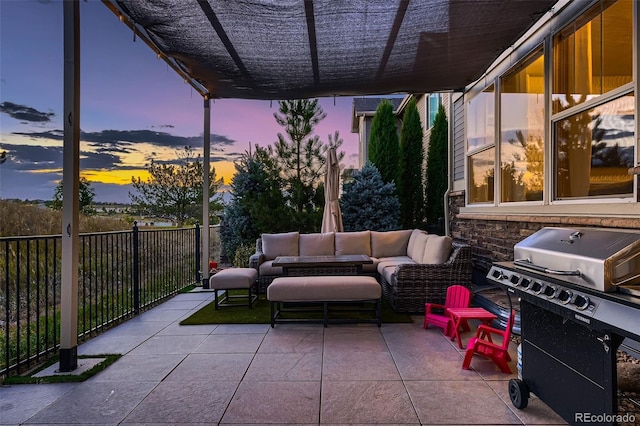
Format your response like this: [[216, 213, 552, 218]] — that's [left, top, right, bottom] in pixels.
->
[[0, 0, 368, 203]]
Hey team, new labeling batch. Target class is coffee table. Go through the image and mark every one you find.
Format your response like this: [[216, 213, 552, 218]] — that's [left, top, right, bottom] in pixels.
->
[[447, 307, 497, 349], [272, 254, 372, 276]]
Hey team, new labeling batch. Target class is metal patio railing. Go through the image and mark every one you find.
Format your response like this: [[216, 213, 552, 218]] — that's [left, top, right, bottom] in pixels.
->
[[1, 223, 217, 378]]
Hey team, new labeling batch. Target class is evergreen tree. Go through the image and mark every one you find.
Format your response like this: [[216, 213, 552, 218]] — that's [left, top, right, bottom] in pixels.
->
[[271, 99, 326, 214], [130, 146, 223, 226], [398, 97, 425, 228], [425, 104, 448, 226], [368, 99, 399, 185], [51, 177, 96, 215], [270, 99, 344, 232], [340, 163, 400, 231], [220, 145, 290, 261]]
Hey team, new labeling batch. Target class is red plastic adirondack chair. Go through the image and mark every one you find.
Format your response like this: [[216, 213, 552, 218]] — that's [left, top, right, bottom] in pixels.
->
[[423, 285, 471, 337], [462, 309, 516, 374]]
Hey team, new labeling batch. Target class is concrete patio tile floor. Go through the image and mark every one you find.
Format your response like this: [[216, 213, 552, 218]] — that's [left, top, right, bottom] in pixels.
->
[[0, 291, 567, 425]]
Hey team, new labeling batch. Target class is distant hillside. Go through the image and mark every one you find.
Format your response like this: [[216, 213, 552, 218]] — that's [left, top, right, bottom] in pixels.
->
[[0, 200, 131, 237]]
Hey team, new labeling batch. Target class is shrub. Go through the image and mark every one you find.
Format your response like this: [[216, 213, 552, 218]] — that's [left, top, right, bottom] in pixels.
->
[[398, 97, 425, 229], [425, 104, 448, 226], [339, 163, 400, 231], [368, 99, 399, 185], [220, 146, 290, 262], [0, 200, 130, 237], [232, 242, 255, 268]]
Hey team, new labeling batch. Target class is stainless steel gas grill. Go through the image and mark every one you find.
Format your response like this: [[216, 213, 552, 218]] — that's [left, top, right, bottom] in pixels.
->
[[486, 227, 640, 424]]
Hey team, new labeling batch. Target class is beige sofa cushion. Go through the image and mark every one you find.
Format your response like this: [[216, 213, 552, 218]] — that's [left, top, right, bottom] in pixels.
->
[[407, 229, 426, 256], [371, 230, 412, 258], [381, 265, 397, 284], [376, 256, 415, 274], [408, 231, 430, 263], [299, 232, 335, 256], [335, 231, 371, 256], [267, 276, 381, 302], [262, 231, 299, 260], [258, 260, 283, 276], [422, 235, 453, 264], [209, 267, 257, 289]]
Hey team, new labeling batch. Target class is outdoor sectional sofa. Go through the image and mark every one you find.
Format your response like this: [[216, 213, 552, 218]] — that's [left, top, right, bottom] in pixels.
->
[[249, 229, 472, 313]]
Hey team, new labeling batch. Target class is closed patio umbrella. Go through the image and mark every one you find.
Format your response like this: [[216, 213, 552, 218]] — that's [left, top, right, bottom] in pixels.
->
[[321, 147, 343, 233]]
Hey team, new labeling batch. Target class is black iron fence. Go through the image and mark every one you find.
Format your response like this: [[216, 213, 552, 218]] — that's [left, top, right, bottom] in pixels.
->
[[1, 223, 215, 378]]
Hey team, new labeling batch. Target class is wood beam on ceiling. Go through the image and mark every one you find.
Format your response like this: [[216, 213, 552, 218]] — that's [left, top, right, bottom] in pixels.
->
[[197, 0, 254, 89], [304, 0, 320, 86], [101, 0, 208, 97], [376, 0, 410, 81]]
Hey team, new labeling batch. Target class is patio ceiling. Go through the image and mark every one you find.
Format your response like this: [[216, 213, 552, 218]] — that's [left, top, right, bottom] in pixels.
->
[[105, 0, 557, 100]]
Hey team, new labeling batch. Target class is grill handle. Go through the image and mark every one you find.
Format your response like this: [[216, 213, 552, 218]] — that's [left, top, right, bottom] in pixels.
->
[[514, 259, 581, 277]]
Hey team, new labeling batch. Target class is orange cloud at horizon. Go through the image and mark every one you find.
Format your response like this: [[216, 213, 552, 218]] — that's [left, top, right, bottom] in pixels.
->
[[79, 160, 236, 187], [212, 160, 235, 185], [81, 169, 151, 185]]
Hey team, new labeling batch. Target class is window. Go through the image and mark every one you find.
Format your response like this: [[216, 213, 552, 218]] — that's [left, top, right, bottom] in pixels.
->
[[463, 0, 635, 208], [554, 94, 634, 198], [467, 86, 494, 151], [467, 86, 495, 203], [468, 148, 495, 203], [552, 0, 634, 200], [552, 0, 632, 113], [427, 93, 441, 129], [500, 49, 544, 202]]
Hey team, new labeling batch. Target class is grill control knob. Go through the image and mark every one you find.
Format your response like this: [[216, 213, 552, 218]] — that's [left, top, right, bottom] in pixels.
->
[[573, 294, 590, 310], [557, 289, 573, 304], [510, 275, 520, 285], [531, 281, 543, 294], [520, 278, 532, 289], [543, 285, 557, 298], [492, 269, 505, 279]]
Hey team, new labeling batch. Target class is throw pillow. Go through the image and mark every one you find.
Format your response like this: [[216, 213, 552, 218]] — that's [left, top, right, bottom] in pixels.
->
[[262, 232, 299, 260], [371, 230, 413, 257]]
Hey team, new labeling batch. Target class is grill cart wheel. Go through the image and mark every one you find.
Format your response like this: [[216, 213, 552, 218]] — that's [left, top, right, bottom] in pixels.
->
[[509, 378, 529, 409]]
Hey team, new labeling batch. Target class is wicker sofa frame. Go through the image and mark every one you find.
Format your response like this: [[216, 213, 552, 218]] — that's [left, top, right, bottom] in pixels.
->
[[250, 236, 473, 313], [379, 242, 473, 314]]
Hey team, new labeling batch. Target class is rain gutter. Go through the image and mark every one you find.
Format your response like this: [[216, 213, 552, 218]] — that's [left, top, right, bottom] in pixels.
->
[[444, 96, 452, 237]]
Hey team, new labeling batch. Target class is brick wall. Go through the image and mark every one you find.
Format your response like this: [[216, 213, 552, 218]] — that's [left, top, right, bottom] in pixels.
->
[[447, 190, 640, 283]]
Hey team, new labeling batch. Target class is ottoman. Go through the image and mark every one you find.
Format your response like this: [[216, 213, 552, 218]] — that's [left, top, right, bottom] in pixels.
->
[[209, 268, 258, 309], [267, 275, 382, 327]]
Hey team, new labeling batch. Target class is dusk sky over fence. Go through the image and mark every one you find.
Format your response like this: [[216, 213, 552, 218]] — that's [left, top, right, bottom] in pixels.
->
[[0, 0, 363, 203]]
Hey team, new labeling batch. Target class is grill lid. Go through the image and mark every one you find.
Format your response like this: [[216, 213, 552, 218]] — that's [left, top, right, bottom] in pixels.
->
[[514, 227, 640, 292]]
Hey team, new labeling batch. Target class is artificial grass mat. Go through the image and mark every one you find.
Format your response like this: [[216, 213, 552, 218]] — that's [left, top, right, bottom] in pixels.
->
[[180, 292, 413, 325], [3, 354, 121, 385]]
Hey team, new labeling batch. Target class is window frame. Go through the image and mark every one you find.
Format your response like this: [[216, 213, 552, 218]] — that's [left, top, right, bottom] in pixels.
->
[[426, 93, 442, 130], [549, 0, 635, 203], [462, 0, 637, 211], [498, 47, 546, 205], [466, 84, 497, 205]]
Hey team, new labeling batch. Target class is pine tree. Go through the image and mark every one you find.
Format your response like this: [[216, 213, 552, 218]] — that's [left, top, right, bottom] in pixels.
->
[[340, 163, 400, 231], [220, 145, 290, 261], [51, 177, 96, 215], [425, 104, 448, 226], [398, 98, 425, 228], [271, 99, 326, 215], [130, 146, 223, 226], [270, 99, 345, 232], [368, 99, 399, 185]]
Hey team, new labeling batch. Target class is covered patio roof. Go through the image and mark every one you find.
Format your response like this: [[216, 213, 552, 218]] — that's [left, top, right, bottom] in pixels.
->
[[104, 0, 557, 99]]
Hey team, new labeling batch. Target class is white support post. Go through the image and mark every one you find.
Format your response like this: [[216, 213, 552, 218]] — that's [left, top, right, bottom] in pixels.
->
[[60, 0, 80, 372], [202, 97, 211, 288]]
